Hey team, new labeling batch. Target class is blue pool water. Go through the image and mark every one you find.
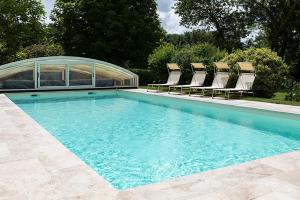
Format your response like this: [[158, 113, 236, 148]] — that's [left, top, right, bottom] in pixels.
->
[[8, 91, 300, 190]]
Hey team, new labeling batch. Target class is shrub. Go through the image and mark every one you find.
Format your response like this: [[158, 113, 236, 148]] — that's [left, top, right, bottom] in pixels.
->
[[148, 43, 226, 85], [285, 79, 300, 102], [129, 68, 156, 86], [222, 48, 289, 98], [289, 54, 300, 80], [148, 43, 175, 83], [10, 43, 65, 62], [171, 44, 226, 85]]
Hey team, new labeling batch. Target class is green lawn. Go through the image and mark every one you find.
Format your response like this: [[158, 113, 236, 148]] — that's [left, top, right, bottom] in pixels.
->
[[139, 86, 300, 106], [243, 92, 300, 106]]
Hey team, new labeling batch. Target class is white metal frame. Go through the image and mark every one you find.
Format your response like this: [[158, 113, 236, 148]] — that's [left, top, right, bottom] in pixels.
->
[[37, 61, 95, 89]]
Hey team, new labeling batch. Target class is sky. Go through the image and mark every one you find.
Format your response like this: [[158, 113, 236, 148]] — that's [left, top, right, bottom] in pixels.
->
[[42, 0, 191, 34]]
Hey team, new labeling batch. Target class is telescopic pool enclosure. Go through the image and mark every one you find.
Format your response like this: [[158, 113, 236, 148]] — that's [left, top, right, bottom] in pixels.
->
[[0, 56, 139, 91]]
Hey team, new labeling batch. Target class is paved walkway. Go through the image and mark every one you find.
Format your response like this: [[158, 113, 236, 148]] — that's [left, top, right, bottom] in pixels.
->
[[0, 91, 300, 200], [127, 89, 300, 115]]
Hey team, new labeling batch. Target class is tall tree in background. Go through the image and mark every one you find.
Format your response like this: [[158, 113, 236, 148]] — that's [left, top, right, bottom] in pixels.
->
[[243, 0, 300, 79], [175, 0, 252, 51], [51, 0, 164, 68], [165, 30, 215, 47], [0, 0, 46, 64]]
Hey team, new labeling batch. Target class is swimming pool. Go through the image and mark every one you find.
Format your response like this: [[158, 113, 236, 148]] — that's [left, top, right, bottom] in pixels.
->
[[8, 90, 300, 190]]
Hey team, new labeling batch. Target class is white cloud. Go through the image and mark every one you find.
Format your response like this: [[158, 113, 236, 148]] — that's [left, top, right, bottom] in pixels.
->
[[158, 10, 190, 34], [157, 9, 191, 34], [156, 0, 192, 34], [157, 0, 173, 12], [43, 0, 55, 23]]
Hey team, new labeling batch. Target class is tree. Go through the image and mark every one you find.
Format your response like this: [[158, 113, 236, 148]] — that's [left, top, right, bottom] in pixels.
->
[[165, 30, 215, 47], [10, 44, 64, 62], [0, 0, 46, 64], [51, 0, 164, 68], [175, 0, 251, 51], [243, 0, 300, 79], [243, 0, 300, 57]]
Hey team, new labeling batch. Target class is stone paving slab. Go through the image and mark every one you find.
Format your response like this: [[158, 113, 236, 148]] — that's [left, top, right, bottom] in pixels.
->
[[0, 92, 300, 200], [125, 152, 300, 200]]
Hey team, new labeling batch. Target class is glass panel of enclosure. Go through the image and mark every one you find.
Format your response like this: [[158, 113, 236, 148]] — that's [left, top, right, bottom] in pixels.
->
[[95, 74, 116, 87], [114, 80, 122, 86], [95, 66, 116, 87], [123, 79, 132, 86], [69, 64, 93, 86], [0, 65, 35, 90], [39, 64, 66, 87]]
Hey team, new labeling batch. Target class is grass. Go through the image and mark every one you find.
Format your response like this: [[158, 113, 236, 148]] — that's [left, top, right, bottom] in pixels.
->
[[243, 92, 300, 106], [139, 86, 300, 106]]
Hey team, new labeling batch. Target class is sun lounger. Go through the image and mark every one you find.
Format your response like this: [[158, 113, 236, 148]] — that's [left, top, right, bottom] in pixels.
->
[[147, 63, 181, 92], [212, 62, 256, 99], [189, 62, 230, 96], [169, 63, 206, 94]]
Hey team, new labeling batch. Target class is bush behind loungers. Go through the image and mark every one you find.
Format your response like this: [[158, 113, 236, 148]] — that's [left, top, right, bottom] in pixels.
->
[[223, 48, 289, 98]]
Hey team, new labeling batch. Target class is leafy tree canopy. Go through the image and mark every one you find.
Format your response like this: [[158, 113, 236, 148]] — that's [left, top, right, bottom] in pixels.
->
[[175, 0, 300, 80], [51, 0, 164, 68], [0, 0, 46, 64], [10, 43, 64, 62], [165, 30, 216, 47], [243, 0, 300, 79], [175, 0, 252, 51]]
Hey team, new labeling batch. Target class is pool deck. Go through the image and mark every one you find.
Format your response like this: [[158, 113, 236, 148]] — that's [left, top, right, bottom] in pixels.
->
[[127, 89, 300, 115], [0, 90, 300, 199]]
